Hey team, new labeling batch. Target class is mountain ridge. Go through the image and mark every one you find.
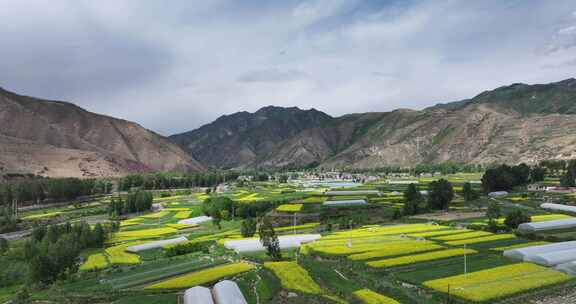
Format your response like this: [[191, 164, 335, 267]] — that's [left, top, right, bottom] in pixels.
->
[[172, 78, 576, 169], [0, 87, 205, 178]]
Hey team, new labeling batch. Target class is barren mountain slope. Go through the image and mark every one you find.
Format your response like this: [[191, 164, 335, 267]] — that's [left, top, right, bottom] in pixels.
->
[[0, 87, 204, 177]]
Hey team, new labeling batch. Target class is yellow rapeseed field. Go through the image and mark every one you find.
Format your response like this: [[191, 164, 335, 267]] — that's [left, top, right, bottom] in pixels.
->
[[174, 211, 192, 219], [145, 262, 254, 289], [445, 234, 515, 246], [424, 263, 572, 302], [490, 241, 549, 251], [264, 262, 323, 294], [79, 253, 109, 271], [105, 241, 147, 265], [276, 204, 303, 212], [108, 227, 178, 243], [348, 241, 444, 261], [353, 289, 400, 304], [432, 231, 493, 241], [140, 211, 171, 219], [367, 248, 477, 268]]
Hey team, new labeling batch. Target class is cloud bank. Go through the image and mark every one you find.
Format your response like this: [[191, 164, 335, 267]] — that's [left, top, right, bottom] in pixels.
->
[[0, 0, 575, 134]]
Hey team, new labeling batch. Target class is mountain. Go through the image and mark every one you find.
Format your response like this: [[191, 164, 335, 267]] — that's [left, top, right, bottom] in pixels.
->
[[172, 78, 576, 169], [170, 106, 333, 168], [0, 87, 205, 177]]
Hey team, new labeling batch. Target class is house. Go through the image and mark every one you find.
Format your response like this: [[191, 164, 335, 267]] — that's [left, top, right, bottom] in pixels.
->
[[527, 183, 548, 192]]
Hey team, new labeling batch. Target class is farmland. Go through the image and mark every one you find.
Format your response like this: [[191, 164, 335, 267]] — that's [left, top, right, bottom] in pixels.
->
[[2, 170, 576, 304]]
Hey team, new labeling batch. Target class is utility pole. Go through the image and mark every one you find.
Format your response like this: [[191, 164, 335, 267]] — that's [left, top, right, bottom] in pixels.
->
[[464, 244, 468, 278]]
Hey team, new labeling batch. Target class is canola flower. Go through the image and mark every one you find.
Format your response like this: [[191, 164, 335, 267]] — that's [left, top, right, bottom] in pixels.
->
[[424, 263, 572, 302], [353, 289, 400, 304], [445, 234, 515, 246], [174, 211, 193, 219], [348, 241, 444, 261], [264, 261, 323, 294], [105, 241, 147, 265], [432, 231, 493, 241], [276, 204, 303, 212], [490, 241, 549, 251], [79, 253, 109, 271], [108, 227, 178, 243], [367, 248, 477, 268], [145, 262, 254, 289]]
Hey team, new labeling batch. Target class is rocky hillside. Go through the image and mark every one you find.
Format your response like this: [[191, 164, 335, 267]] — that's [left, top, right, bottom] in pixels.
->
[[0, 87, 205, 177], [173, 78, 576, 169], [170, 106, 333, 168]]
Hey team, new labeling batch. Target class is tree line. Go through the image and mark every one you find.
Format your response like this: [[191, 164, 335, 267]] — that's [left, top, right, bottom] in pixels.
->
[[0, 178, 111, 207], [481, 164, 545, 193], [108, 190, 153, 217], [23, 221, 116, 284], [118, 172, 241, 191]]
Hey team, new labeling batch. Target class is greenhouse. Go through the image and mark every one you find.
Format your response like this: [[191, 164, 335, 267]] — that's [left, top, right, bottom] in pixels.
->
[[183, 286, 214, 304], [518, 218, 576, 232], [213, 280, 247, 304], [178, 215, 212, 225], [325, 190, 380, 196], [504, 241, 576, 260], [541, 203, 576, 214], [555, 261, 576, 275], [125, 237, 188, 253], [323, 199, 368, 207], [224, 234, 321, 253], [524, 248, 576, 266]]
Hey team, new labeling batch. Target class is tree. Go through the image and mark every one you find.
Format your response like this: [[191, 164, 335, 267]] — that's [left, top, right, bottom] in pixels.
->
[[529, 167, 546, 183], [504, 210, 531, 229], [258, 217, 281, 260], [462, 182, 479, 202], [427, 179, 454, 210], [402, 184, 422, 216], [0, 237, 8, 254], [240, 217, 257, 237], [486, 201, 501, 222], [561, 160, 576, 187]]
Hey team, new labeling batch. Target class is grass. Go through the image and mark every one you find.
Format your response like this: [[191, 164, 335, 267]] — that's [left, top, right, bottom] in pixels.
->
[[145, 262, 255, 289], [173, 211, 192, 219], [22, 211, 62, 220]]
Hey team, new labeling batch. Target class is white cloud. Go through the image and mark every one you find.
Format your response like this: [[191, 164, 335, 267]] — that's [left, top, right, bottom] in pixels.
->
[[1, 0, 576, 135]]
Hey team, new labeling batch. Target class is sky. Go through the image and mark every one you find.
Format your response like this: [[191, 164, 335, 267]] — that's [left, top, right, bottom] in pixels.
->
[[1, 0, 576, 135]]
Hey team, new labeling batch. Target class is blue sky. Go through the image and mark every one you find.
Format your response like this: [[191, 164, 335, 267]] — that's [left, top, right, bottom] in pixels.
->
[[0, 0, 575, 134]]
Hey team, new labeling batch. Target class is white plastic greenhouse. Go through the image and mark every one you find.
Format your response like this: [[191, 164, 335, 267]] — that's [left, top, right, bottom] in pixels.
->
[[184, 286, 214, 304], [224, 234, 321, 253], [518, 218, 576, 233], [213, 280, 247, 304], [323, 199, 367, 207], [126, 236, 188, 253], [503, 241, 576, 260], [556, 261, 576, 275], [541, 203, 576, 214], [325, 190, 380, 196], [523, 248, 576, 266], [178, 215, 212, 225]]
